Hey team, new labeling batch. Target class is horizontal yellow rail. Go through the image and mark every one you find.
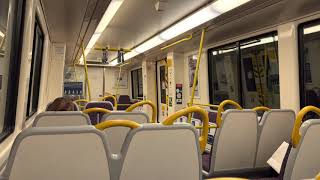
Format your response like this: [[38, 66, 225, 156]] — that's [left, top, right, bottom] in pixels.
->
[[126, 100, 157, 123], [188, 102, 219, 109], [162, 106, 209, 153], [100, 95, 118, 110], [82, 108, 112, 114], [74, 99, 89, 109], [161, 34, 193, 50], [216, 100, 243, 128], [252, 106, 271, 112], [95, 120, 141, 130], [195, 124, 217, 129], [292, 106, 320, 148]]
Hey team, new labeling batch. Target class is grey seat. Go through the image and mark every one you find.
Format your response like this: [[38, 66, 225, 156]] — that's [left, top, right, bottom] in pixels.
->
[[204, 110, 258, 177], [2, 126, 111, 180], [283, 119, 320, 180], [255, 110, 295, 168], [101, 112, 149, 154], [119, 123, 201, 180], [32, 111, 91, 127]]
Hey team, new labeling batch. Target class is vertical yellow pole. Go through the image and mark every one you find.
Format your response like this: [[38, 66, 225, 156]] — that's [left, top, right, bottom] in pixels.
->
[[116, 65, 122, 99], [81, 43, 92, 101], [188, 29, 206, 123]]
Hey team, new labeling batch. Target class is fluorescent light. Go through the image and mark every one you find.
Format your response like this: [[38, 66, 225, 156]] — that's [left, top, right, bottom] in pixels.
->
[[135, 36, 165, 53], [240, 36, 278, 49], [304, 25, 320, 35], [212, 0, 251, 13], [110, 60, 118, 66], [0, 30, 4, 37], [118, 0, 251, 64], [96, 0, 124, 33], [160, 6, 220, 40], [78, 0, 124, 63]]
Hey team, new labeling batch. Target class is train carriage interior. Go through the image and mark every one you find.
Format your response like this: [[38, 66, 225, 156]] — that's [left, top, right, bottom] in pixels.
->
[[1, 0, 320, 179]]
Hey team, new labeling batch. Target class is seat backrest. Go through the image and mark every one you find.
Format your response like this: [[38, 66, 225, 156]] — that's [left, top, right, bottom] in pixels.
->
[[210, 110, 258, 173], [3, 126, 111, 180], [101, 112, 149, 154], [118, 95, 131, 104], [117, 96, 132, 110], [284, 119, 320, 180], [119, 124, 201, 180], [32, 112, 91, 127], [255, 110, 295, 168], [85, 101, 114, 124]]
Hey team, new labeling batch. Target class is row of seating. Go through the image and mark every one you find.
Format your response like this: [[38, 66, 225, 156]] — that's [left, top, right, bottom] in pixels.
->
[[202, 109, 295, 176], [0, 106, 207, 180]]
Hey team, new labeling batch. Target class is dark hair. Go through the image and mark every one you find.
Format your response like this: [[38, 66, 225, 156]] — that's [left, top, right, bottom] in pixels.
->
[[47, 97, 76, 111]]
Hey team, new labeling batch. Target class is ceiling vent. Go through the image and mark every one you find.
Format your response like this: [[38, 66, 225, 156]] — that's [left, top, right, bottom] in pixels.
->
[[155, 0, 168, 12]]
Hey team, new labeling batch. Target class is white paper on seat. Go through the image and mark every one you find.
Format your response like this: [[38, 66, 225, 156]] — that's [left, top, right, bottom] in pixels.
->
[[267, 141, 289, 173]]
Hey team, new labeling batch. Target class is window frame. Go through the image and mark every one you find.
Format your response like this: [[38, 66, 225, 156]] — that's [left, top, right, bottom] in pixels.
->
[[26, 16, 45, 119], [207, 31, 279, 107], [298, 19, 320, 108], [0, 0, 25, 142], [131, 68, 143, 99]]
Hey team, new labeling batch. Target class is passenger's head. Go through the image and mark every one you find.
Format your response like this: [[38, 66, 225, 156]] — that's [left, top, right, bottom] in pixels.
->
[[46, 97, 76, 111]]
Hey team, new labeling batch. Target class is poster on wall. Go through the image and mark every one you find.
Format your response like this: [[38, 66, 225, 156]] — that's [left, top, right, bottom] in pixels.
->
[[114, 70, 128, 89], [188, 55, 200, 98]]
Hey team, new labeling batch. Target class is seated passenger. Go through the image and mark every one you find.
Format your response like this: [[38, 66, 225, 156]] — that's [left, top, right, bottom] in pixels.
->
[[47, 97, 76, 111]]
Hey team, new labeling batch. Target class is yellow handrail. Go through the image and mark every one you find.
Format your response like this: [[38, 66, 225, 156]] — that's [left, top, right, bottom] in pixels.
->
[[82, 108, 112, 114], [81, 43, 91, 101], [291, 106, 320, 148], [188, 29, 206, 123], [195, 124, 217, 129], [162, 106, 209, 153], [100, 95, 118, 110], [161, 34, 193, 50], [74, 99, 89, 109], [126, 100, 157, 123], [316, 172, 320, 180], [216, 100, 243, 128], [252, 106, 271, 112], [207, 178, 247, 180], [188, 102, 219, 109], [95, 120, 140, 130]]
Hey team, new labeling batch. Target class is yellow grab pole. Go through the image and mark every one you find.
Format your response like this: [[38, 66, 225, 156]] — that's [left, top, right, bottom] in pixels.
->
[[188, 29, 206, 123], [81, 43, 92, 101]]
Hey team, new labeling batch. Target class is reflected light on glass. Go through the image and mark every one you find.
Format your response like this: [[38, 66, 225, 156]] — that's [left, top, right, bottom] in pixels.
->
[[0, 30, 4, 37], [304, 25, 320, 35]]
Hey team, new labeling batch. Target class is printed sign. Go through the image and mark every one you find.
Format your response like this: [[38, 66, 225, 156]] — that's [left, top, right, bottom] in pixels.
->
[[176, 84, 182, 104], [64, 82, 83, 95]]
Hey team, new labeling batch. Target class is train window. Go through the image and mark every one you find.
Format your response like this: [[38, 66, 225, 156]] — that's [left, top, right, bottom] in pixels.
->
[[208, 43, 240, 104], [131, 68, 143, 99], [239, 34, 279, 108], [0, 0, 24, 141], [26, 17, 44, 118], [208, 33, 280, 108], [299, 20, 320, 110]]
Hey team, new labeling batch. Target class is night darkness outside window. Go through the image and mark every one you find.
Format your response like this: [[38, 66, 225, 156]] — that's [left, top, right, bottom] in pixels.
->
[[26, 17, 44, 118], [208, 33, 280, 108], [0, 0, 25, 141], [131, 68, 143, 99], [299, 20, 320, 112]]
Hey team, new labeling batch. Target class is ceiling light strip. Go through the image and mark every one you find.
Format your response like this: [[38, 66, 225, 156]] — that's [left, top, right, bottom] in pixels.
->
[[120, 0, 251, 65], [79, 0, 124, 64]]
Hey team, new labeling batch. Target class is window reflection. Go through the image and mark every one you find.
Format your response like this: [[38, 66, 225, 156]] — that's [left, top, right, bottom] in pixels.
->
[[240, 35, 279, 108], [208, 33, 280, 108], [300, 21, 320, 116]]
